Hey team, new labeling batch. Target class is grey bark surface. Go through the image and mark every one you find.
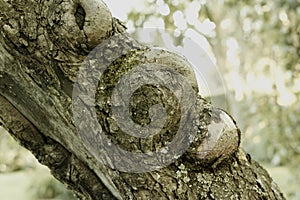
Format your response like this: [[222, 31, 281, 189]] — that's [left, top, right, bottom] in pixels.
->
[[0, 0, 285, 199]]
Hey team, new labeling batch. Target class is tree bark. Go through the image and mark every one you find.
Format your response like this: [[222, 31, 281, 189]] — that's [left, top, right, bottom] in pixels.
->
[[0, 0, 285, 199]]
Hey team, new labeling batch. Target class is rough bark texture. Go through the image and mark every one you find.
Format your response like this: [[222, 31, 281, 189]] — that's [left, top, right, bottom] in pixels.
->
[[0, 0, 285, 199]]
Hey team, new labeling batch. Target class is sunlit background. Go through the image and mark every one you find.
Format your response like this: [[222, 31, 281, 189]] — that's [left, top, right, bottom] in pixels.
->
[[0, 0, 299, 199]]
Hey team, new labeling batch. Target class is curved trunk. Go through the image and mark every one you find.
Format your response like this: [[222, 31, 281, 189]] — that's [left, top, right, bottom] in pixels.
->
[[0, 0, 285, 199]]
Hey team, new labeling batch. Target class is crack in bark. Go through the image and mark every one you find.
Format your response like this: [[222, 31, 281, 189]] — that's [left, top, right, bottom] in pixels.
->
[[74, 5, 86, 30]]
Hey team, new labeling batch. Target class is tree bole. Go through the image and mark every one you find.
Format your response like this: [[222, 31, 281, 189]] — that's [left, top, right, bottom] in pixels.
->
[[0, 0, 285, 199]]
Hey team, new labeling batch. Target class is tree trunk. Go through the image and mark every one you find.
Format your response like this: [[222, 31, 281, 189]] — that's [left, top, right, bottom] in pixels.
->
[[0, 0, 285, 199]]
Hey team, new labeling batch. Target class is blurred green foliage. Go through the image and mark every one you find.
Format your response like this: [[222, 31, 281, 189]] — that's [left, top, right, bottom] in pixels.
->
[[124, 0, 300, 199], [30, 177, 76, 200]]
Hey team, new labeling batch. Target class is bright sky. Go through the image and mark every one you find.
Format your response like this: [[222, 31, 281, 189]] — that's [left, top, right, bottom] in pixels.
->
[[104, 0, 142, 20]]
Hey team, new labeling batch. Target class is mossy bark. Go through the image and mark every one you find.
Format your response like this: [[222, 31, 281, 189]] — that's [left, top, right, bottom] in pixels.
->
[[0, 0, 285, 199]]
